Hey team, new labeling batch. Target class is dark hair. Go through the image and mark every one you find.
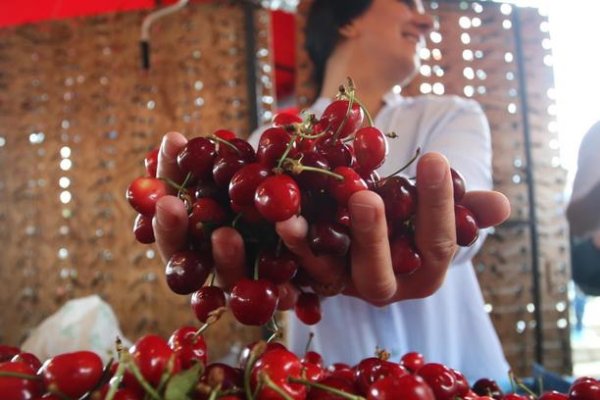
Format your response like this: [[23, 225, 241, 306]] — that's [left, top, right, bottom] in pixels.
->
[[304, 0, 372, 94]]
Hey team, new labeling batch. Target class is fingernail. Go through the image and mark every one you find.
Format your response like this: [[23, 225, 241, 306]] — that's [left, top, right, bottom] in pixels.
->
[[420, 155, 448, 188], [350, 202, 377, 229], [160, 135, 178, 161]]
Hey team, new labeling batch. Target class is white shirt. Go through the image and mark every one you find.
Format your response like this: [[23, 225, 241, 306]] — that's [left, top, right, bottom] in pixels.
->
[[251, 92, 510, 384]]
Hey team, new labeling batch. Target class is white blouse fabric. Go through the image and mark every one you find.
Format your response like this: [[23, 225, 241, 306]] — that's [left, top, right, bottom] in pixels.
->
[[251, 92, 510, 385]]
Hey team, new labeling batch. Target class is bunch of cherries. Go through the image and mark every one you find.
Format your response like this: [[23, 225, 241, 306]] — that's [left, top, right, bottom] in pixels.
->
[[1, 339, 599, 400], [125, 80, 481, 328]]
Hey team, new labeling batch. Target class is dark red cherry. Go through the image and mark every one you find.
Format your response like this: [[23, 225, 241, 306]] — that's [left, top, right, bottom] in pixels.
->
[[294, 292, 321, 325], [257, 127, 295, 168], [316, 139, 354, 169], [375, 176, 416, 223], [294, 151, 331, 191], [329, 166, 368, 206], [568, 377, 600, 400], [273, 111, 303, 126], [390, 234, 422, 275], [133, 213, 155, 244], [308, 376, 358, 400], [257, 247, 299, 284], [177, 136, 217, 181], [416, 363, 458, 400], [308, 221, 351, 257], [230, 279, 279, 326], [455, 204, 479, 246], [0, 346, 21, 363], [212, 155, 247, 188], [471, 378, 503, 399], [165, 250, 213, 295], [368, 374, 435, 400], [191, 286, 227, 323], [188, 197, 228, 243], [228, 163, 271, 207], [450, 168, 466, 202]]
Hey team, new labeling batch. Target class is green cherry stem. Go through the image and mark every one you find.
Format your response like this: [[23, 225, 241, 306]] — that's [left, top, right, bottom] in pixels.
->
[[0, 371, 41, 380], [244, 341, 267, 400], [124, 353, 162, 400], [384, 147, 421, 179], [261, 372, 294, 400], [304, 332, 315, 355], [288, 376, 366, 400], [209, 134, 241, 155], [277, 133, 299, 169], [105, 357, 127, 400], [207, 384, 222, 400], [283, 159, 344, 181]]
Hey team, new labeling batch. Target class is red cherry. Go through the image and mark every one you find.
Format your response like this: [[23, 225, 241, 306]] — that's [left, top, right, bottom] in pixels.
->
[[10, 353, 42, 372], [367, 374, 435, 400], [568, 377, 600, 400], [126, 177, 168, 216], [191, 286, 227, 323], [316, 138, 355, 169], [199, 362, 243, 395], [295, 292, 322, 325], [212, 155, 247, 188], [133, 214, 155, 244], [471, 378, 503, 398], [355, 357, 408, 395], [455, 204, 479, 246], [217, 138, 256, 162], [538, 390, 568, 400], [168, 326, 207, 369], [228, 163, 271, 207], [390, 234, 422, 275], [294, 151, 331, 191], [450, 168, 466, 202], [108, 362, 144, 397], [230, 279, 279, 326], [39, 351, 104, 399], [273, 111, 303, 126], [257, 127, 295, 168], [257, 247, 299, 284], [400, 351, 425, 373], [0, 346, 20, 362], [144, 148, 159, 178], [375, 176, 416, 223], [329, 166, 368, 206], [254, 174, 301, 222], [451, 368, 470, 397], [320, 99, 364, 139], [188, 198, 228, 243], [0, 361, 43, 400], [308, 221, 351, 257], [93, 385, 142, 400], [250, 348, 306, 399], [238, 341, 287, 370], [165, 250, 213, 295], [416, 363, 458, 400], [130, 334, 179, 387], [213, 129, 237, 141], [302, 351, 323, 367], [354, 126, 388, 171], [177, 136, 217, 181], [327, 363, 355, 383]]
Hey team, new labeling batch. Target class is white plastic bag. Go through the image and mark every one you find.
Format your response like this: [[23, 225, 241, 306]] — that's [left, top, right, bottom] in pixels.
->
[[21, 295, 131, 363]]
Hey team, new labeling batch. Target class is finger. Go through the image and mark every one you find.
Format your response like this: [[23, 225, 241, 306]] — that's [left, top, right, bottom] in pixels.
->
[[397, 152, 457, 298], [211, 226, 247, 290], [157, 131, 187, 189], [460, 190, 511, 228], [153, 195, 189, 263], [348, 190, 396, 302], [275, 215, 345, 285]]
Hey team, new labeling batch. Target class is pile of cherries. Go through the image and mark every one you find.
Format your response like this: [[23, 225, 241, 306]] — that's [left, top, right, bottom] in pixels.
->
[[125, 80, 482, 328], [1, 339, 599, 400]]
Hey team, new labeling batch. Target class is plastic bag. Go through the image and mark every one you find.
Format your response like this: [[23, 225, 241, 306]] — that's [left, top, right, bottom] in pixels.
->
[[21, 295, 131, 363]]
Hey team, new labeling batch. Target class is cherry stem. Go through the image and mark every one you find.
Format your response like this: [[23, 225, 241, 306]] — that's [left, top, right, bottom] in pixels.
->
[[510, 370, 538, 398], [288, 376, 366, 400], [209, 134, 241, 155], [124, 352, 162, 400], [277, 133, 299, 169], [105, 356, 127, 400], [194, 307, 227, 339], [260, 372, 294, 400], [177, 172, 193, 198], [244, 341, 267, 400], [207, 383, 222, 400], [384, 147, 421, 179], [209, 272, 216, 286], [304, 332, 315, 355], [284, 159, 343, 181], [0, 371, 41, 380], [231, 212, 243, 228]]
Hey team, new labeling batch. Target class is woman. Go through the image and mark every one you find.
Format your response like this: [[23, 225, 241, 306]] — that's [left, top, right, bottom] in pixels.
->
[[152, 0, 511, 384]]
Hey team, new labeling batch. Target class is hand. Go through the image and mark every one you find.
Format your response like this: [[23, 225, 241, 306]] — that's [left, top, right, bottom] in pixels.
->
[[152, 132, 511, 307]]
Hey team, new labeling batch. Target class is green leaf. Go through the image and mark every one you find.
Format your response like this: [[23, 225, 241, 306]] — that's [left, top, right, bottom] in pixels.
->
[[164, 362, 203, 400]]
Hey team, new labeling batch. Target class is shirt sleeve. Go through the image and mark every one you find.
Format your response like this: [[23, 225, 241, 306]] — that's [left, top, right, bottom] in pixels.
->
[[420, 97, 493, 265]]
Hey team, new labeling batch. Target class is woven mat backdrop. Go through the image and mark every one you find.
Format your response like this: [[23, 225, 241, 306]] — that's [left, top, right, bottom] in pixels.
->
[[295, 0, 571, 376], [0, 1, 275, 361]]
